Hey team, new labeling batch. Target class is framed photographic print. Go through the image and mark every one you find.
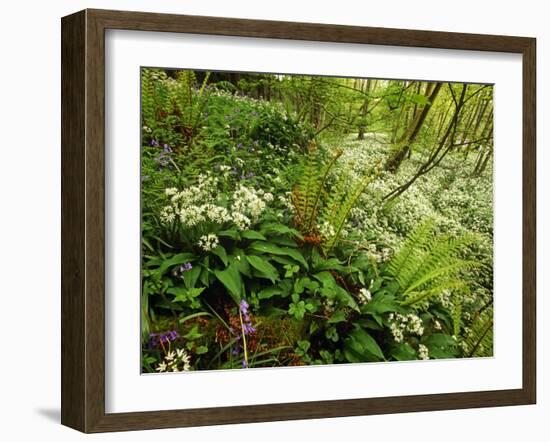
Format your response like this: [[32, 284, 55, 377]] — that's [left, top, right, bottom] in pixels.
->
[[61, 9, 536, 433]]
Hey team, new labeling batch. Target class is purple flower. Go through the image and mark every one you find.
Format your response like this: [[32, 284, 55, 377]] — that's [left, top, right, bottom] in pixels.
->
[[148, 330, 179, 348], [239, 300, 255, 336], [236, 143, 243, 149], [154, 154, 170, 167], [150, 139, 159, 147], [239, 299, 249, 313], [163, 144, 173, 153], [242, 359, 248, 368], [179, 262, 193, 272], [243, 324, 256, 334]]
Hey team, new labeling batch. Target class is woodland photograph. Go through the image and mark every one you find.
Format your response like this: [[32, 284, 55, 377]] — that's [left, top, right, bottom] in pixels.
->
[[140, 68, 494, 373]]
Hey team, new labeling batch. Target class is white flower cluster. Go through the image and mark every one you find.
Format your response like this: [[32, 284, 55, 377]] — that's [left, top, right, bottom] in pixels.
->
[[388, 313, 425, 343], [417, 344, 429, 360], [198, 233, 219, 251], [155, 348, 191, 373], [438, 289, 452, 308], [357, 288, 372, 305], [232, 185, 267, 219], [159, 174, 273, 233], [318, 221, 336, 239]]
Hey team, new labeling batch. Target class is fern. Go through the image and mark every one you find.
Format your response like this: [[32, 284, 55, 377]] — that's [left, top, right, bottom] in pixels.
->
[[320, 170, 377, 255], [291, 148, 378, 255], [386, 219, 481, 307], [462, 307, 493, 357], [451, 294, 463, 336], [141, 68, 172, 131], [291, 147, 342, 236], [387, 219, 436, 279], [175, 70, 196, 128], [174, 70, 212, 144]]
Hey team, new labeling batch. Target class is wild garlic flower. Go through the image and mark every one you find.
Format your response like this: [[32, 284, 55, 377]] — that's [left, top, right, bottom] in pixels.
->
[[318, 221, 336, 239], [357, 288, 372, 305], [389, 313, 425, 343], [232, 185, 266, 219], [159, 175, 272, 232], [198, 233, 219, 251], [155, 347, 191, 373], [232, 212, 251, 230], [418, 344, 429, 360], [439, 289, 452, 308]]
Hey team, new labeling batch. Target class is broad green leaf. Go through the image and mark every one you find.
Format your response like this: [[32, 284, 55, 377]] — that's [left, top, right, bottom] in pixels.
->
[[156, 253, 195, 274], [390, 342, 417, 361], [313, 271, 337, 288], [231, 254, 252, 277], [241, 230, 267, 241], [214, 265, 243, 304], [246, 255, 279, 283], [344, 327, 385, 362], [260, 222, 302, 238], [218, 229, 240, 240], [183, 265, 201, 289], [211, 245, 229, 267], [248, 241, 308, 269], [257, 279, 292, 299]]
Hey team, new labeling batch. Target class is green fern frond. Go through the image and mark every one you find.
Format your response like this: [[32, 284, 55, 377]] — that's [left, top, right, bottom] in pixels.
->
[[321, 169, 377, 255], [401, 280, 467, 307], [141, 68, 172, 130], [292, 148, 341, 236], [462, 307, 493, 357], [403, 260, 480, 296], [388, 219, 480, 308], [387, 219, 436, 278], [451, 295, 463, 337], [399, 234, 477, 290], [175, 70, 197, 128]]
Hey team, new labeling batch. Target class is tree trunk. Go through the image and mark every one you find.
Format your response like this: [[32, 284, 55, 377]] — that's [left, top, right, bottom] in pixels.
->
[[357, 79, 373, 140], [384, 84, 468, 201], [385, 82, 443, 172]]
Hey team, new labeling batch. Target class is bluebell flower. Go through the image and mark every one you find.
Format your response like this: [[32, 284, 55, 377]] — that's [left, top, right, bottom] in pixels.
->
[[179, 262, 193, 272], [148, 330, 179, 348]]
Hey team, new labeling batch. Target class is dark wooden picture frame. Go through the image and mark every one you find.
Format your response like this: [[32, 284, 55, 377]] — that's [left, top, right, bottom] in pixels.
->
[[61, 8, 536, 433]]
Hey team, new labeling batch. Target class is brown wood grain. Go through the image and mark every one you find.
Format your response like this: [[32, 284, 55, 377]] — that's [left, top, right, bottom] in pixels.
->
[[61, 8, 537, 433]]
